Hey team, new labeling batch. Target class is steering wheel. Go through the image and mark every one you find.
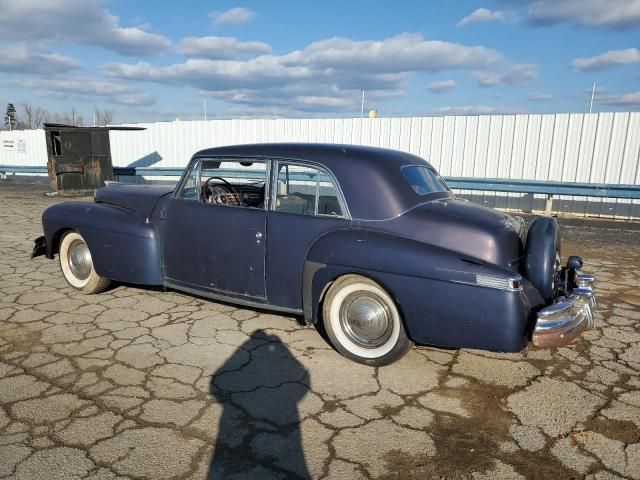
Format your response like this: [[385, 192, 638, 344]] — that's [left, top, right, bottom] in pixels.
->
[[203, 176, 241, 206]]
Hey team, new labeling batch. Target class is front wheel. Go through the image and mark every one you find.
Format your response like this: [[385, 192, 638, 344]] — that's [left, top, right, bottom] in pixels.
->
[[59, 231, 111, 294], [322, 275, 413, 366]]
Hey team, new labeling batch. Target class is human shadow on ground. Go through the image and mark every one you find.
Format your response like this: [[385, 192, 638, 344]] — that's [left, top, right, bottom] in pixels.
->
[[207, 329, 312, 479]]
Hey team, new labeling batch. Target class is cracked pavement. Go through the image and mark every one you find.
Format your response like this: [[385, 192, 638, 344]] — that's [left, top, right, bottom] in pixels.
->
[[1, 181, 639, 480]]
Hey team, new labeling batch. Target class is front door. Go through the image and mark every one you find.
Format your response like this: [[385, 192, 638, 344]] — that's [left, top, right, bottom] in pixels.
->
[[162, 157, 268, 300]]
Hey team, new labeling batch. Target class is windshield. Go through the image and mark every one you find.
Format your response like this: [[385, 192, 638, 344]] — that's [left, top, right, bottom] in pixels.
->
[[402, 165, 450, 195]]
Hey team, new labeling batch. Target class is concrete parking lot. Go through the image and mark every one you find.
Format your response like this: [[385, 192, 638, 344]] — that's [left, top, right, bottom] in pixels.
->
[[0, 181, 639, 480]]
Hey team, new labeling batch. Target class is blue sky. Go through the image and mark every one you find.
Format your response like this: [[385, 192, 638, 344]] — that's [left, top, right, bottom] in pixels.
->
[[1, 0, 639, 123]]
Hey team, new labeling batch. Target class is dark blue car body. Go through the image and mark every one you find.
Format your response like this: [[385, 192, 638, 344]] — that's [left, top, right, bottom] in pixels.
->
[[37, 143, 558, 353]]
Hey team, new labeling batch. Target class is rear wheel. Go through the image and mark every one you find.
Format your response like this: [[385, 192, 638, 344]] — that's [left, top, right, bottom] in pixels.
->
[[322, 275, 412, 366], [59, 231, 111, 294]]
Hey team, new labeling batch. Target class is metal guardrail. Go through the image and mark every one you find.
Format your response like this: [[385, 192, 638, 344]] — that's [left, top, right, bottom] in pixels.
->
[[445, 177, 640, 200], [0, 165, 50, 175], [2, 165, 640, 204]]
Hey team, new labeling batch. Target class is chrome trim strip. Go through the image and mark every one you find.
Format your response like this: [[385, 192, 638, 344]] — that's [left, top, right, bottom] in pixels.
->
[[437, 267, 523, 292], [163, 279, 303, 316]]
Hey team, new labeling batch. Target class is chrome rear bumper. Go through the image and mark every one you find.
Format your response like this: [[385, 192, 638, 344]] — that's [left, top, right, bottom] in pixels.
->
[[532, 271, 596, 348]]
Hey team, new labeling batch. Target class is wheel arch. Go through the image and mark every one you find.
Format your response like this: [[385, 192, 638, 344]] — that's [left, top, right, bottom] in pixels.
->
[[302, 227, 440, 325], [303, 264, 407, 328], [48, 226, 74, 258]]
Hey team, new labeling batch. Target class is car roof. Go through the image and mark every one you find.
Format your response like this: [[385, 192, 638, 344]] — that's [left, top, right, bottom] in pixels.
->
[[192, 143, 446, 221]]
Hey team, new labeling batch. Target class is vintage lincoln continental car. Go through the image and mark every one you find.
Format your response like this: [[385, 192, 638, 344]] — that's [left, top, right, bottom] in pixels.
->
[[32, 143, 596, 365]]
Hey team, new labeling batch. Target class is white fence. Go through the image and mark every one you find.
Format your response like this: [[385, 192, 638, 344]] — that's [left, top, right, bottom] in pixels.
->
[[2, 112, 639, 218], [0, 128, 47, 167]]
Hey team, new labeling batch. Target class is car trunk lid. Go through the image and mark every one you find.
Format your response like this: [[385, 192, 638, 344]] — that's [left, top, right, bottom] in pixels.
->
[[385, 198, 524, 269]]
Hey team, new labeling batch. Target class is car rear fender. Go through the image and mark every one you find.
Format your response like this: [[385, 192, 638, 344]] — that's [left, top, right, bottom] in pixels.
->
[[42, 202, 163, 285], [302, 228, 517, 324]]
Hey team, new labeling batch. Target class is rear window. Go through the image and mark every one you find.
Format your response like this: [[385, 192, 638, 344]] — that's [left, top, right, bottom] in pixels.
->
[[402, 166, 449, 195]]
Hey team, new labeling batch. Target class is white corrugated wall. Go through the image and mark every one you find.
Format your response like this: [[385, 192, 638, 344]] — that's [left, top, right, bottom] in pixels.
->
[[2, 113, 639, 218], [0, 129, 47, 167]]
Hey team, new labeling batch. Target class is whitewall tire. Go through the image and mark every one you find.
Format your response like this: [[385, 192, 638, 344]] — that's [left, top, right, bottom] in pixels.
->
[[59, 231, 111, 294], [322, 275, 412, 366]]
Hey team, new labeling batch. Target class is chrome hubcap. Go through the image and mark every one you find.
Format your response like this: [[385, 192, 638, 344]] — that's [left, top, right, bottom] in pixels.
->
[[68, 240, 92, 280], [339, 293, 392, 348]]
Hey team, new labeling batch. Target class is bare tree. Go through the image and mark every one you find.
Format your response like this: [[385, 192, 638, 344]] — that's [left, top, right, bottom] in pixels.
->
[[93, 107, 114, 126], [69, 107, 82, 126], [22, 103, 49, 129], [52, 108, 84, 126]]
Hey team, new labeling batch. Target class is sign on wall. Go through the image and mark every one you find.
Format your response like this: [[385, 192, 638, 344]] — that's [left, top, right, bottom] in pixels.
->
[[2, 139, 27, 153]]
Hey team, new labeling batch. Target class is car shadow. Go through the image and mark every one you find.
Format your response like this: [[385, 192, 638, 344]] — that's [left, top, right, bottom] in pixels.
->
[[206, 329, 312, 479]]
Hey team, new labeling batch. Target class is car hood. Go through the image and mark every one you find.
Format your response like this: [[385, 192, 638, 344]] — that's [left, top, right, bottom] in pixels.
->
[[386, 198, 524, 269], [94, 184, 174, 218]]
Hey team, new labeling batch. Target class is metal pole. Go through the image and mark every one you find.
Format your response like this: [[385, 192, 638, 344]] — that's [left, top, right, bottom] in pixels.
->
[[360, 90, 365, 118], [589, 81, 596, 114]]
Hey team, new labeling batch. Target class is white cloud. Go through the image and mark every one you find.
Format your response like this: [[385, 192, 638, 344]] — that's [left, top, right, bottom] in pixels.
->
[[178, 36, 271, 59], [106, 28, 171, 56], [210, 7, 254, 26], [527, 92, 553, 101], [0, 0, 171, 56], [103, 58, 313, 90], [295, 96, 356, 108], [103, 33, 517, 114], [111, 93, 156, 106], [436, 105, 518, 115], [457, 8, 506, 27], [598, 91, 640, 108], [524, 0, 640, 29], [280, 33, 503, 73], [427, 80, 457, 93], [105, 33, 504, 89], [21, 77, 155, 106], [208, 86, 403, 117], [0, 45, 80, 75], [572, 48, 640, 71], [474, 63, 537, 87]]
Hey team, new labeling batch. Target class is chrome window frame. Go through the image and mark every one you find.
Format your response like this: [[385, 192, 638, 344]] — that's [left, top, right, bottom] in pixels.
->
[[271, 159, 350, 220]]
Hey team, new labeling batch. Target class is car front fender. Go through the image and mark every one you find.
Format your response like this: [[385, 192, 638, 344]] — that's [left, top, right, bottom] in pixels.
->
[[42, 202, 163, 285]]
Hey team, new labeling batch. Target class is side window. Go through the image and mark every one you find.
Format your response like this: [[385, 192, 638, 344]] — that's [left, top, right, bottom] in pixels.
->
[[275, 164, 317, 216], [275, 163, 344, 217], [176, 160, 201, 201], [175, 158, 268, 208], [317, 170, 343, 217]]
